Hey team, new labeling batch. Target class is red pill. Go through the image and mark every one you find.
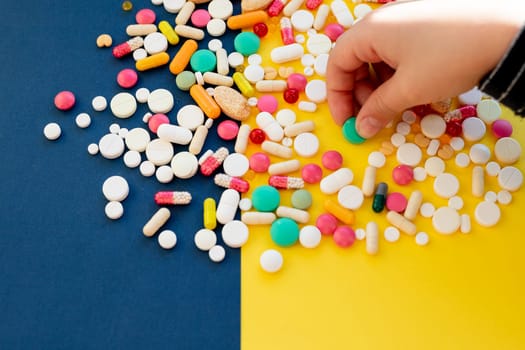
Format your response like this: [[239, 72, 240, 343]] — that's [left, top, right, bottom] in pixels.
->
[[257, 94, 279, 113], [385, 192, 408, 213], [306, 0, 323, 10], [316, 213, 338, 235], [217, 120, 239, 140], [148, 113, 170, 133], [117, 68, 138, 89], [249, 152, 270, 173], [253, 23, 268, 38], [321, 150, 343, 170], [301, 163, 323, 184], [191, 9, 211, 28], [446, 121, 462, 137], [324, 23, 345, 41], [136, 8, 156, 24], [287, 73, 307, 91], [249, 128, 266, 144], [54, 91, 75, 111], [392, 164, 414, 185], [333, 226, 356, 248], [283, 88, 299, 104]]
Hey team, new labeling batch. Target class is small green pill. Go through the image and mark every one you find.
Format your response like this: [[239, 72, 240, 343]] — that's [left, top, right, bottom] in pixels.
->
[[234, 32, 261, 56], [252, 185, 280, 212], [291, 189, 312, 210], [190, 49, 217, 73], [342, 117, 366, 144], [270, 218, 299, 247], [176, 71, 196, 91]]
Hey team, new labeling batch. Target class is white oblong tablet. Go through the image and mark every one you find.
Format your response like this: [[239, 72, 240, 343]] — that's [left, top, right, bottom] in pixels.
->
[[396, 143, 422, 167], [498, 166, 523, 192], [105, 201, 124, 220], [432, 206, 460, 234], [222, 220, 249, 248], [123, 150, 142, 168], [469, 143, 491, 165], [474, 201, 501, 227], [158, 230, 177, 249], [424, 157, 445, 177], [209, 245, 226, 263], [75, 113, 91, 128], [299, 225, 321, 248], [125, 128, 151, 152], [384, 226, 400, 243], [110, 92, 137, 119], [177, 104, 204, 131], [337, 185, 364, 210], [420, 114, 446, 139], [43, 122, 61, 140], [147, 88, 174, 114], [102, 175, 129, 202], [146, 138, 174, 166], [139, 161, 156, 177], [92, 96, 107, 111], [462, 117, 486, 142], [494, 137, 521, 165], [260, 249, 283, 273], [99, 133, 125, 159], [156, 165, 174, 183], [171, 151, 198, 179], [144, 32, 168, 55], [293, 132, 319, 158], [433, 173, 460, 199], [194, 229, 217, 251], [223, 153, 249, 177]]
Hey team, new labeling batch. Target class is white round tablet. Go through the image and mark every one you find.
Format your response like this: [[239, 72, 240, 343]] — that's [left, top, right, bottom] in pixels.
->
[[449, 137, 465, 151], [396, 143, 422, 167], [171, 151, 199, 179], [43, 122, 61, 140], [291, 10, 314, 32], [244, 65, 265, 84], [158, 230, 177, 249], [275, 109, 296, 127], [384, 226, 400, 243], [221, 220, 249, 248], [148, 88, 174, 114], [110, 92, 137, 119], [105, 201, 124, 220], [432, 206, 460, 234], [223, 153, 249, 177], [301, 54, 316, 69], [144, 32, 168, 55], [498, 166, 523, 191], [139, 161, 156, 177], [494, 137, 521, 165], [87, 143, 99, 155], [368, 151, 386, 168], [420, 114, 446, 139], [133, 48, 148, 61], [469, 143, 491, 164], [299, 225, 322, 248], [209, 245, 226, 263], [420, 202, 436, 218], [306, 34, 331, 55], [92, 96, 107, 111], [151, 0, 163, 6], [476, 99, 501, 124], [281, 137, 293, 147], [424, 157, 445, 177], [448, 196, 464, 210], [391, 132, 405, 146], [415, 232, 429, 246], [247, 97, 258, 107], [99, 133, 125, 159], [337, 185, 364, 210], [208, 0, 233, 19], [208, 39, 223, 52], [314, 53, 328, 76], [497, 190, 512, 205], [123, 150, 141, 168], [355, 228, 366, 241], [485, 161, 501, 177], [462, 117, 486, 142], [194, 229, 217, 251], [146, 138, 174, 166], [176, 104, 204, 131], [75, 113, 91, 128], [260, 249, 283, 273], [227, 52, 244, 68], [401, 110, 417, 124], [118, 128, 129, 139], [247, 54, 262, 66], [109, 123, 120, 134], [143, 112, 152, 123], [455, 152, 470, 168], [433, 173, 460, 198], [354, 3, 373, 18], [135, 87, 150, 103], [304, 79, 327, 103], [125, 128, 150, 152], [163, 0, 186, 13], [294, 132, 319, 157], [474, 201, 501, 227], [396, 121, 411, 136], [413, 167, 427, 182], [102, 176, 129, 202], [484, 190, 498, 203], [156, 165, 174, 184], [458, 86, 482, 105], [238, 198, 252, 211]]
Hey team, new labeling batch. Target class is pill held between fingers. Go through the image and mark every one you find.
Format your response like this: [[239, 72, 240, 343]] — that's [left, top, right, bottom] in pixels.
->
[[143, 207, 171, 237]]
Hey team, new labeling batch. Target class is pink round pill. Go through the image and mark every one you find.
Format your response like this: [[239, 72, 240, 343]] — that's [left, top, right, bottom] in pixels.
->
[[54, 91, 76, 111], [217, 120, 239, 140], [385, 192, 408, 213], [316, 213, 338, 235], [136, 8, 156, 24], [333, 226, 356, 248], [257, 95, 279, 114], [287, 73, 308, 92], [191, 9, 211, 28], [324, 23, 345, 41], [249, 152, 270, 173], [321, 150, 343, 170], [491, 119, 513, 138], [117, 68, 138, 89], [392, 164, 414, 185], [148, 113, 170, 133], [301, 163, 323, 184]]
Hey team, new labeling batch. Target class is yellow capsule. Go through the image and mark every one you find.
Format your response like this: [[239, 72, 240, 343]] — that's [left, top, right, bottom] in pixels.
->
[[203, 197, 217, 230], [136, 52, 170, 71], [233, 72, 255, 97], [158, 20, 179, 45]]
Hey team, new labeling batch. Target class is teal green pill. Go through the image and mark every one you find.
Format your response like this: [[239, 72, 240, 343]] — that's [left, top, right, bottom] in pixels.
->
[[234, 32, 260, 56], [190, 49, 217, 73], [291, 189, 312, 210], [342, 117, 366, 144], [175, 70, 196, 91], [270, 218, 300, 247], [252, 185, 280, 212]]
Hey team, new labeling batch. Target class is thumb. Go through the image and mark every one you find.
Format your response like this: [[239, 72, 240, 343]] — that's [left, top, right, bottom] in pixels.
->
[[356, 75, 412, 139]]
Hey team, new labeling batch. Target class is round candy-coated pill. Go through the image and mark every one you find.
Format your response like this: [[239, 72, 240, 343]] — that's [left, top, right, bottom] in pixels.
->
[[291, 189, 312, 210], [386, 192, 408, 213], [257, 95, 278, 113], [175, 71, 196, 91], [270, 218, 299, 247], [283, 88, 299, 104], [253, 22, 268, 37], [54, 91, 75, 110], [287, 73, 307, 91], [117, 68, 138, 89], [234, 32, 261, 56], [342, 117, 366, 144], [301, 163, 323, 183], [191, 9, 211, 27], [136, 8, 156, 24], [446, 121, 462, 137], [190, 49, 217, 73], [217, 120, 239, 140], [316, 213, 338, 235], [252, 185, 280, 212], [324, 23, 345, 41], [148, 113, 169, 133], [249, 152, 270, 173], [249, 128, 266, 144], [492, 119, 513, 138], [322, 150, 343, 170], [392, 164, 414, 185], [333, 226, 356, 248]]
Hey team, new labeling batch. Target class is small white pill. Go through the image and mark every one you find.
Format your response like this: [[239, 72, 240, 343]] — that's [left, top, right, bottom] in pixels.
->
[[110, 92, 137, 119], [304, 79, 327, 103], [171, 151, 198, 179], [208, 39, 223, 52], [102, 176, 129, 202], [484, 190, 498, 203], [474, 201, 501, 227], [433, 173, 460, 199], [244, 64, 265, 84], [420, 114, 446, 139], [270, 43, 304, 64], [397, 143, 422, 167], [413, 167, 427, 182], [391, 133, 406, 148], [337, 185, 364, 210], [294, 132, 319, 157], [238, 198, 252, 211], [118, 128, 128, 139], [208, 0, 233, 19], [462, 117, 486, 142], [498, 166, 523, 191], [448, 196, 464, 210], [135, 87, 150, 103], [455, 152, 470, 168], [291, 10, 314, 32], [123, 150, 141, 168], [420, 202, 436, 218], [368, 151, 386, 168], [260, 249, 283, 273], [384, 226, 400, 243], [425, 157, 445, 177], [43, 122, 61, 140], [298, 101, 317, 112], [194, 229, 217, 251], [222, 220, 249, 248], [228, 52, 244, 68], [133, 48, 148, 61], [494, 137, 522, 165], [158, 230, 177, 249], [460, 214, 471, 234], [125, 128, 150, 152], [142, 112, 152, 123], [301, 53, 315, 67], [299, 225, 322, 248], [139, 161, 156, 177], [87, 143, 99, 155], [401, 110, 417, 124], [156, 165, 174, 183], [432, 206, 460, 235], [354, 3, 373, 19], [415, 232, 429, 246], [449, 137, 465, 151], [177, 104, 204, 131], [497, 190, 512, 205], [276, 109, 296, 127], [164, 0, 186, 13], [92, 96, 107, 111], [355, 228, 366, 241], [209, 245, 226, 263], [476, 99, 501, 124], [469, 143, 491, 164], [105, 201, 124, 220]]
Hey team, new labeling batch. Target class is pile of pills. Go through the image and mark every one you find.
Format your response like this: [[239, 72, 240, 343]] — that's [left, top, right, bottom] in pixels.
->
[[43, 0, 522, 274]]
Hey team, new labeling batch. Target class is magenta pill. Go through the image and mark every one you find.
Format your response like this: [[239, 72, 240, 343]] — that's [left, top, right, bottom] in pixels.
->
[[54, 91, 76, 111], [333, 226, 356, 248], [491, 119, 513, 138], [324, 23, 345, 41], [257, 95, 279, 113], [392, 164, 414, 185], [385, 192, 408, 213], [316, 213, 338, 235], [117, 68, 138, 89], [217, 120, 239, 140], [301, 163, 323, 184], [136, 8, 156, 24], [249, 152, 271, 173], [148, 113, 170, 133], [321, 150, 343, 170], [191, 9, 211, 28], [287, 73, 308, 92]]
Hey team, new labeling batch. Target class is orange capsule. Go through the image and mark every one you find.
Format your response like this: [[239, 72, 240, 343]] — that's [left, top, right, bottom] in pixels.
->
[[169, 39, 198, 75], [190, 84, 221, 119], [324, 199, 355, 225], [136, 52, 170, 71], [227, 10, 269, 30]]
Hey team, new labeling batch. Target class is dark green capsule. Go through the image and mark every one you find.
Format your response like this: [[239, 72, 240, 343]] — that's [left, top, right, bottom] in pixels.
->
[[372, 182, 388, 213]]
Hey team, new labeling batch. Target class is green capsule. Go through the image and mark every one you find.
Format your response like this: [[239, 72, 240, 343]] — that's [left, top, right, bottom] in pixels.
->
[[372, 182, 388, 213]]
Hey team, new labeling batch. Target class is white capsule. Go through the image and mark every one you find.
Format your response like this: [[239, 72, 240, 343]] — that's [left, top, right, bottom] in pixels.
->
[[261, 141, 293, 159], [157, 124, 192, 145], [320, 168, 354, 195], [284, 120, 315, 137], [313, 4, 330, 30], [270, 43, 304, 64], [404, 190, 423, 221], [216, 189, 240, 224], [189, 125, 208, 155], [256, 112, 284, 142]]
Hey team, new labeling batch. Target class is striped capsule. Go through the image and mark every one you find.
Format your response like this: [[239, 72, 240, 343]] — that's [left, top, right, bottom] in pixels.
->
[[154, 191, 192, 205], [203, 197, 217, 230], [200, 147, 229, 176], [112, 36, 144, 58], [269, 175, 304, 189], [214, 173, 250, 193]]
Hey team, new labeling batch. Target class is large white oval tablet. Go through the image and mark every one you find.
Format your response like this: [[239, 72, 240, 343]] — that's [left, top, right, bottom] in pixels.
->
[[99, 133, 125, 159], [223, 153, 249, 177], [102, 175, 129, 202], [293, 132, 319, 157], [171, 151, 199, 179], [158, 230, 177, 249], [498, 166, 523, 191], [260, 249, 283, 273], [474, 201, 501, 227], [194, 229, 217, 251], [433, 173, 460, 198], [110, 92, 137, 119], [396, 143, 422, 167], [43, 122, 61, 140], [148, 88, 174, 114], [105, 201, 124, 220], [299, 225, 321, 248], [221, 220, 249, 248], [146, 138, 174, 166], [432, 206, 460, 234]]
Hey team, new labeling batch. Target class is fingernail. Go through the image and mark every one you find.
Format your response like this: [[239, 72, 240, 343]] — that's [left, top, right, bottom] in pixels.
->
[[357, 117, 383, 138]]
